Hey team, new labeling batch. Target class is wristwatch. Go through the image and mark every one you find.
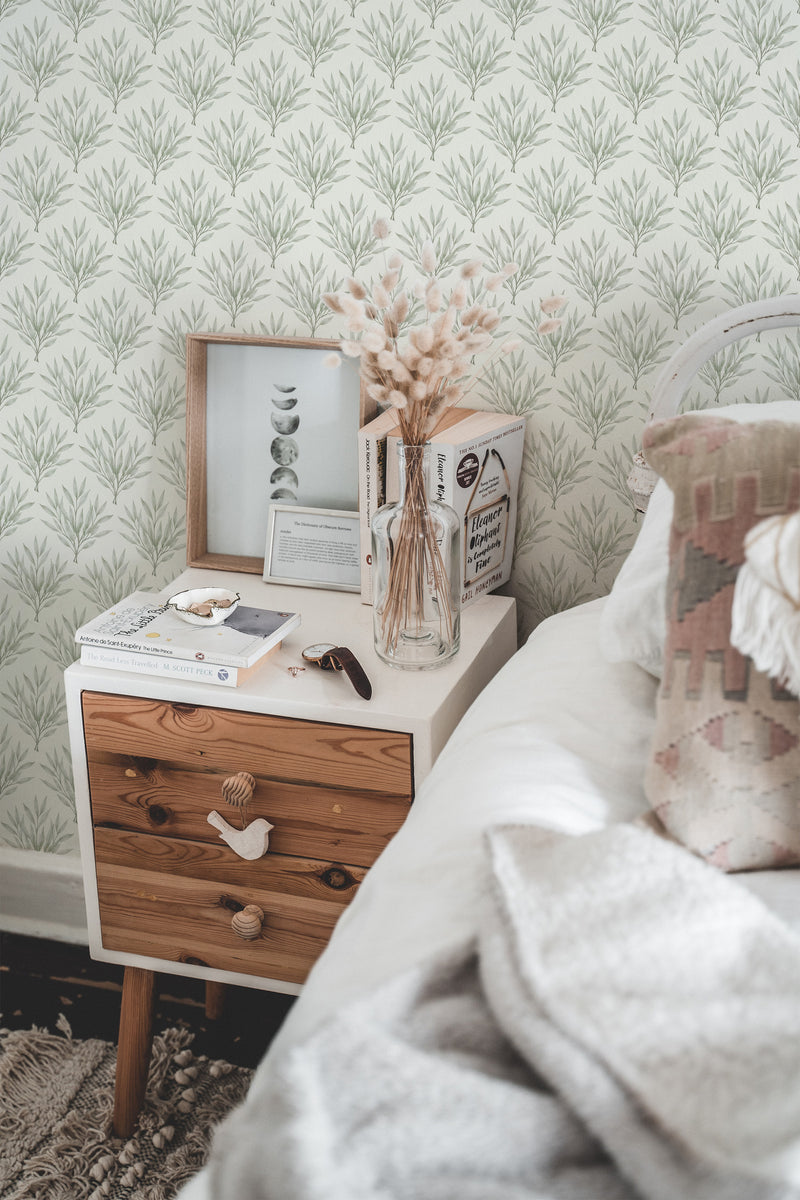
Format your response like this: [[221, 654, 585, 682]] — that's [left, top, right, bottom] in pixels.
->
[[301, 644, 372, 700]]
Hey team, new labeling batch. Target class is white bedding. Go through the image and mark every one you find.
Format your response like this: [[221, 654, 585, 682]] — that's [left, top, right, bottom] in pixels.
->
[[178, 597, 800, 1199]]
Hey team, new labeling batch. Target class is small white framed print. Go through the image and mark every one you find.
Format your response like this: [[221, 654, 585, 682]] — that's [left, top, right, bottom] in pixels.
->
[[264, 505, 361, 592]]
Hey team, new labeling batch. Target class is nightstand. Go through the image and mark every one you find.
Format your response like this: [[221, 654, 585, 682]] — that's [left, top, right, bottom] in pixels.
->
[[65, 568, 516, 1135]]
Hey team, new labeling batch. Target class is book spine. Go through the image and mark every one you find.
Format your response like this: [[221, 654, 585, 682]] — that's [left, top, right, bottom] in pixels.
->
[[75, 632, 247, 669], [358, 425, 389, 604], [79, 644, 241, 686]]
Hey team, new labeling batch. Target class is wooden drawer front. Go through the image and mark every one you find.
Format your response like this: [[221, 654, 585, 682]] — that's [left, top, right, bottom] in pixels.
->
[[95, 858, 350, 986], [87, 751, 410, 868], [93, 827, 366, 905], [82, 693, 413, 795]]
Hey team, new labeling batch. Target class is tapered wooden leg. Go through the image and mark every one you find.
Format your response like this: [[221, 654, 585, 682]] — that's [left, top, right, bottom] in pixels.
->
[[113, 966, 156, 1138], [205, 980, 226, 1021]]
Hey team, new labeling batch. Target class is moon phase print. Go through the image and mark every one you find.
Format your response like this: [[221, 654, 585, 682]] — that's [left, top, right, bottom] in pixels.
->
[[200, 338, 361, 563]]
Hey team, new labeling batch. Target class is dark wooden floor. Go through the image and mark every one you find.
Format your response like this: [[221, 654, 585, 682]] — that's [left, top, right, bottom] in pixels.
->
[[0, 931, 295, 1069]]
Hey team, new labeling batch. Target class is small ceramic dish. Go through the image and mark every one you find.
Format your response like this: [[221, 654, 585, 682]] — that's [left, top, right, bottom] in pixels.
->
[[166, 587, 240, 627]]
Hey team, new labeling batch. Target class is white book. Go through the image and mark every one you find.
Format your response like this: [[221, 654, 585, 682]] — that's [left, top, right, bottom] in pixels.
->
[[75, 592, 300, 668], [79, 644, 268, 687], [357, 407, 399, 604]]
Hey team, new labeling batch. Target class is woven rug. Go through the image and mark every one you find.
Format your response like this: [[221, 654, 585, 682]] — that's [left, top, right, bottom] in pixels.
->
[[0, 1016, 252, 1199]]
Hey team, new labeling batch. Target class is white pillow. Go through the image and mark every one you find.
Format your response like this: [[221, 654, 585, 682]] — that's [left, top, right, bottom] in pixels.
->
[[599, 400, 800, 678]]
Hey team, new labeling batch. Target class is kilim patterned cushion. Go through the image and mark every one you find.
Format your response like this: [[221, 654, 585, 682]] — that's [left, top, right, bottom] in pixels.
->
[[642, 413, 800, 872]]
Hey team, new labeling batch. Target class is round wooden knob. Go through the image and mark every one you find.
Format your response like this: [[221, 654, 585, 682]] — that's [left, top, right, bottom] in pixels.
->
[[221, 772, 255, 808], [231, 904, 264, 940]]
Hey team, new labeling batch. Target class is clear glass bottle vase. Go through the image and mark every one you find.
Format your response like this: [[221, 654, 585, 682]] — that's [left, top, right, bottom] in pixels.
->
[[371, 442, 461, 670]]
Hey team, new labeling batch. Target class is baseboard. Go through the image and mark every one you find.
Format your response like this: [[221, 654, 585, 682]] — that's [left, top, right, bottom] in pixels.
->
[[0, 847, 88, 944]]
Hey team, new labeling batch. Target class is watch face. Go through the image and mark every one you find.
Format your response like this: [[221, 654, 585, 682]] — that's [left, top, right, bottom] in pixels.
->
[[302, 643, 336, 662]]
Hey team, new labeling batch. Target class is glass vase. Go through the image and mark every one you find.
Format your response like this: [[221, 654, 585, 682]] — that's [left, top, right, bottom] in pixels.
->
[[371, 442, 461, 670]]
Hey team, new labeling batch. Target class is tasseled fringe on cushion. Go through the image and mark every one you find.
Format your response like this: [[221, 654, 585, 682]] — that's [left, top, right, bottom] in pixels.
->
[[730, 511, 800, 697]]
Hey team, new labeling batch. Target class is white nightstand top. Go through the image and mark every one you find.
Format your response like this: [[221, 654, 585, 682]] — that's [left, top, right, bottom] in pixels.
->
[[65, 569, 517, 785]]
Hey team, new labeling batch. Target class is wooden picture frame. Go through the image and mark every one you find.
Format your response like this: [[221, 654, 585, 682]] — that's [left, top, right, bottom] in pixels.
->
[[186, 333, 373, 574]]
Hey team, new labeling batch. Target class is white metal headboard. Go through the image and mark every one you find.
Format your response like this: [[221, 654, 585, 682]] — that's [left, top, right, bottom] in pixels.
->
[[629, 295, 800, 512]]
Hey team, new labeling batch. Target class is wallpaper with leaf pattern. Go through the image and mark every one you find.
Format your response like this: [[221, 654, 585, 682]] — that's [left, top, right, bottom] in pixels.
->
[[2, 0, 800, 856]]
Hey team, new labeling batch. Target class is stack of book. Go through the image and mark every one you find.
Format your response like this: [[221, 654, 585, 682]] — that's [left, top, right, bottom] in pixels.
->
[[75, 593, 301, 688], [358, 408, 526, 607]]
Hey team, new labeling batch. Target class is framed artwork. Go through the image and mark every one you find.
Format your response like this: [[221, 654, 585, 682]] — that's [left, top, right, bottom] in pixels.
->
[[186, 334, 371, 574], [264, 505, 360, 592]]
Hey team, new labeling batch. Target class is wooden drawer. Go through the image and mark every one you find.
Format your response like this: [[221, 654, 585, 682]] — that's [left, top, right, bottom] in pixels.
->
[[82, 692, 414, 869], [94, 829, 363, 985], [82, 693, 413, 793]]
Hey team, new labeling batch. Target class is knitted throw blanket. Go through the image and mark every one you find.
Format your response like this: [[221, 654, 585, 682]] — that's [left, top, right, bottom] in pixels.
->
[[206, 825, 800, 1200]]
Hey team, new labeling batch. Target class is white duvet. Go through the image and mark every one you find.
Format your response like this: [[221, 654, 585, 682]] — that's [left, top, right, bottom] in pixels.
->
[[178, 597, 800, 1200]]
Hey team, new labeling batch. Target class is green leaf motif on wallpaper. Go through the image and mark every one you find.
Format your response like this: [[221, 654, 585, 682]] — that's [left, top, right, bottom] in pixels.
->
[[560, 230, 631, 317], [240, 183, 309, 268], [600, 303, 671, 389], [564, 0, 632, 51], [4, 406, 72, 490], [197, 242, 268, 324], [515, 554, 590, 635], [762, 338, 800, 404], [600, 38, 670, 124], [320, 64, 390, 150], [481, 86, 547, 173], [560, 363, 628, 448], [600, 436, 644, 519], [119, 360, 184, 444], [4, 17, 71, 102], [83, 289, 150, 372], [40, 610, 90, 674], [480, 351, 549, 416], [562, 98, 630, 184], [722, 0, 794, 76], [439, 14, 508, 99], [4, 147, 73, 232], [0, 595, 34, 669], [696, 341, 754, 404], [41, 478, 114, 562], [79, 548, 144, 610], [513, 497, 552, 562], [120, 99, 190, 185], [121, 0, 190, 54], [199, 0, 268, 66], [722, 122, 795, 209], [683, 181, 753, 268], [766, 199, 800, 278], [277, 0, 349, 79], [396, 77, 468, 162], [158, 440, 187, 498], [722, 256, 793, 307], [81, 31, 150, 115], [42, 217, 111, 302], [119, 228, 191, 314], [279, 253, 336, 337], [359, 134, 428, 218], [480, 219, 547, 303], [520, 27, 590, 112], [199, 112, 268, 198], [241, 53, 310, 138], [318, 195, 379, 276], [520, 158, 590, 245], [119, 491, 184, 573], [0, 336, 34, 410], [43, 0, 109, 42], [397, 206, 471, 277], [763, 73, 800, 148], [0, 469, 34, 542], [1, 795, 72, 853], [278, 124, 349, 209], [642, 0, 714, 62], [485, 0, 542, 41], [3, 539, 72, 622], [414, 0, 455, 29], [3, 278, 71, 361], [682, 49, 753, 136], [642, 110, 712, 195], [560, 494, 630, 582], [528, 421, 593, 509], [438, 146, 508, 231], [359, 3, 427, 89], [41, 747, 77, 814], [160, 172, 229, 256], [41, 347, 111, 431], [0, 80, 32, 153], [641, 243, 714, 329], [521, 308, 589, 376], [160, 40, 227, 124], [81, 159, 150, 243], [0, 744, 33, 801], [81, 418, 149, 502], [600, 172, 670, 257], [0, 212, 33, 280]]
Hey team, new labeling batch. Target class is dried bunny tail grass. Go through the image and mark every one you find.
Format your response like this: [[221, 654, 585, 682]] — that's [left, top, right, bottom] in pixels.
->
[[410, 325, 434, 353], [381, 269, 399, 291], [416, 356, 435, 378], [408, 380, 427, 401], [450, 282, 467, 309], [387, 388, 407, 407], [323, 353, 341, 368], [500, 338, 522, 352], [377, 349, 397, 370], [373, 284, 391, 308], [485, 273, 506, 292], [540, 294, 567, 314], [347, 278, 367, 300], [425, 280, 442, 312], [340, 339, 362, 357], [366, 383, 390, 403], [420, 240, 437, 273], [412, 278, 426, 300], [481, 309, 501, 332], [387, 252, 403, 269], [373, 217, 391, 239], [502, 262, 518, 277], [339, 294, 365, 319], [537, 317, 563, 335], [390, 292, 409, 323], [390, 359, 413, 383], [322, 292, 344, 313], [460, 304, 481, 326], [383, 315, 399, 339], [460, 259, 483, 279], [362, 329, 386, 353]]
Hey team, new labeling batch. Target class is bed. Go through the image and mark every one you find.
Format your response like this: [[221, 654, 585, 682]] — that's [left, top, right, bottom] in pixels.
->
[[178, 299, 800, 1199]]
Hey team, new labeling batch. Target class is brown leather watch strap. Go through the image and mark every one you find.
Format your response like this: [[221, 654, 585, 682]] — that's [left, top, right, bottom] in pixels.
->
[[327, 646, 372, 700]]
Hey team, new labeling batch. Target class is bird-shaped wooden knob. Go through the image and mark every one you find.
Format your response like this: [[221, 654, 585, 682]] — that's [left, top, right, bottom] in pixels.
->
[[221, 772, 256, 809], [231, 905, 264, 940]]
